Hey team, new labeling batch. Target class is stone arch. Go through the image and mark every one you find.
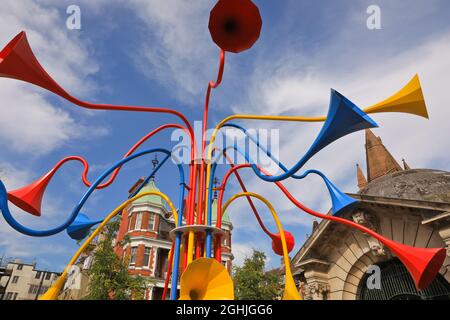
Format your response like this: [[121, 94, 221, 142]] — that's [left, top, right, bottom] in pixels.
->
[[332, 220, 449, 300], [327, 228, 387, 300], [341, 250, 385, 299], [357, 259, 450, 300]]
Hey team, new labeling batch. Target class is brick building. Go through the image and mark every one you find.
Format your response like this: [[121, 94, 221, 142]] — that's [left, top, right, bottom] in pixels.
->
[[114, 175, 233, 300]]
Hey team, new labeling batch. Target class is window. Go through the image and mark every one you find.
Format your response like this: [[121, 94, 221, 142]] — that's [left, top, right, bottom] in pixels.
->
[[128, 215, 133, 231], [45, 272, 51, 280], [28, 285, 39, 294], [143, 247, 151, 267], [5, 292, 12, 300], [13, 293, 18, 300], [223, 237, 228, 246], [12, 276, 19, 284], [148, 213, 155, 230], [135, 212, 143, 230], [129, 247, 137, 265], [35, 271, 42, 279], [17, 264, 23, 270]]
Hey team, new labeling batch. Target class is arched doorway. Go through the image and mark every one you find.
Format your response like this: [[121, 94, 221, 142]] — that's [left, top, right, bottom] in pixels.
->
[[357, 259, 450, 300]]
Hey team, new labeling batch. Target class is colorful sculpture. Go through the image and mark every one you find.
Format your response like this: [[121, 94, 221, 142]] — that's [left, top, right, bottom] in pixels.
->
[[0, 0, 445, 300]]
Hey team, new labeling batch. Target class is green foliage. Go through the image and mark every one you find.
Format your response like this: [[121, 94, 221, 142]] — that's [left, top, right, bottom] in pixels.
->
[[233, 250, 282, 300], [85, 217, 147, 300]]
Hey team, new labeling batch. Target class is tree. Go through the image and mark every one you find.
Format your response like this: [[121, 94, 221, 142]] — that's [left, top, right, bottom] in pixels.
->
[[85, 217, 146, 300], [233, 250, 282, 300]]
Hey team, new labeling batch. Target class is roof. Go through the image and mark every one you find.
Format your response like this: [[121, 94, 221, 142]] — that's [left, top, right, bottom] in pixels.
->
[[131, 180, 164, 206], [359, 169, 450, 203], [211, 199, 231, 225]]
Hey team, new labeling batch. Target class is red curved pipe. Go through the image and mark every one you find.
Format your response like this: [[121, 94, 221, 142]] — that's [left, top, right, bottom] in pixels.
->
[[195, 50, 226, 258], [45, 124, 191, 189], [212, 148, 275, 237], [67, 97, 199, 234], [215, 164, 422, 260], [161, 241, 175, 300]]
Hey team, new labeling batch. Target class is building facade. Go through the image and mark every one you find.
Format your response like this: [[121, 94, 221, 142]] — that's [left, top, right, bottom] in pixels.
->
[[1, 260, 60, 300], [114, 175, 233, 300], [58, 252, 93, 300], [292, 129, 450, 300]]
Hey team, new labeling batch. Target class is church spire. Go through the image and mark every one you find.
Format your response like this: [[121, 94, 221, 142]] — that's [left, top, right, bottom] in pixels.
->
[[150, 155, 159, 181], [356, 164, 368, 190], [365, 129, 402, 182], [402, 158, 411, 170]]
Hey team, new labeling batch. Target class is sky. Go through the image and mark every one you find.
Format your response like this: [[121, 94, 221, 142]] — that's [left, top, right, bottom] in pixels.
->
[[0, 0, 449, 271]]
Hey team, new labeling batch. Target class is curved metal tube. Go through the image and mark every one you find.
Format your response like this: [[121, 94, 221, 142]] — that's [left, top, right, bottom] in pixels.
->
[[222, 192, 301, 300], [0, 148, 183, 237], [39, 190, 179, 300]]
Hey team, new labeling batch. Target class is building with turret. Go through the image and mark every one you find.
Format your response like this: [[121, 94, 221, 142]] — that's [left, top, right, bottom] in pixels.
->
[[114, 167, 233, 300], [291, 129, 450, 300]]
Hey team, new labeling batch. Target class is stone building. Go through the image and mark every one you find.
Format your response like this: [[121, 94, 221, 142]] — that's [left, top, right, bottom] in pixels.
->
[[292, 129, 450, 300], [58, 251, 94, 300], [114, 173, 233, 300], [0, 259, 60, 300], [0, 263, 12, 300]]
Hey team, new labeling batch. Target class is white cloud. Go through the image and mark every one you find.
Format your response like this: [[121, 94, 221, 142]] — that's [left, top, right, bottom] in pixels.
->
[[0, 0, 104, 155], [231, 242, 253, 267], [0, 0, 103, 261], [223, 4, 450, 269], [230, 31, 450, 222], [129, 0, 217, 103]]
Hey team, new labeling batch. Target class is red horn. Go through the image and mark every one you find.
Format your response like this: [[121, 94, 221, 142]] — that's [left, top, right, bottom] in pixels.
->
[[7, 168, 58, 217], [0, 31, 69, 99], [208, 0, 262, 53], [382, 237, 446, 290]]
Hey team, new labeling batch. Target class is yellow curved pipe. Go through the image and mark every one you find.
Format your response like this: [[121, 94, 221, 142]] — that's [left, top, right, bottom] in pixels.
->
[[222, 192, 302, 300], [39, 191, 178, 300]]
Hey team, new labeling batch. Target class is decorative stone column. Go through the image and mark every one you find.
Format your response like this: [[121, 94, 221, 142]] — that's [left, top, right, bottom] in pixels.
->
[[352, 211, 386, 257], [304, 281, 330, 300], [299, 260, 330, 300], [438, 223, 450, 257]]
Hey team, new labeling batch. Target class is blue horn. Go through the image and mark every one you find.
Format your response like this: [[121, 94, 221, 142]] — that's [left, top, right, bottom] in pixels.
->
[[299, 89, 378, 168], [66, 213, 103, 240]]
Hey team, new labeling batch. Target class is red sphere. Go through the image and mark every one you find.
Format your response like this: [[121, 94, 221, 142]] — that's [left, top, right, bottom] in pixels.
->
[[208, 0, 262, 53], [271, 231, 295, 256]]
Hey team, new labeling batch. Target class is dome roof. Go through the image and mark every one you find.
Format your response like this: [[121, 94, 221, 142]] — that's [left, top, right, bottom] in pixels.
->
[[211, 199, 231, 225], [359, 169, 450, 202], [132, 180, 164, 206]]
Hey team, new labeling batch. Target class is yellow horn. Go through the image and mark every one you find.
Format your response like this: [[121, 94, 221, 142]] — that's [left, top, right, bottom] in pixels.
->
[[179, 257, 234, 300], [364, 74, 429, 119], [39, 276, 66, 300]]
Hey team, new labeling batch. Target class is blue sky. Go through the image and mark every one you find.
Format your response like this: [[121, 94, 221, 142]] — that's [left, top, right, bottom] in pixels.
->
[[0, 0, 449, 271]]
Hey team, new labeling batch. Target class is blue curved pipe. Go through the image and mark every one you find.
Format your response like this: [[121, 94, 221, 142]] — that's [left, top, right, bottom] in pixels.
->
[[0, 148, 183, 236], [221, 90, 377, 182], [204, 143, 357, 256], [0, 148, 186, 300], [223, 123, 357, 213]]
